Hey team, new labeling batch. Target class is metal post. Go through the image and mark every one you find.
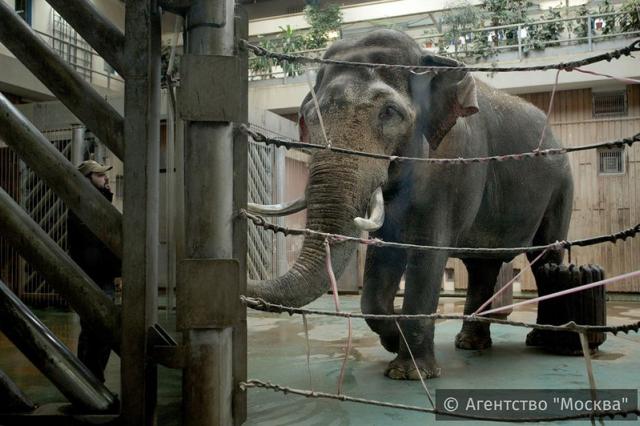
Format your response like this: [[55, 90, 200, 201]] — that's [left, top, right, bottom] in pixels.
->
[[44, 0, 127, 77], [587, 15, 593, 51], [0, 187, 121, 352], [274, 148, 288, 276], [0, 1, 124, 160], [517, 25, 522, 60], [166, 91, 176, 316], [0, 279, 117, 412], [0, 92, 122, 259], [71, 125, 86, 165], [121, 1, 161, 425], [179, 1, 246, 425]]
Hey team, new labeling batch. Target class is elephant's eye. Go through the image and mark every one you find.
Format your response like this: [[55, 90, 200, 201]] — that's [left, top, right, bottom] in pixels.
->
[[379, 105, 402, 122]]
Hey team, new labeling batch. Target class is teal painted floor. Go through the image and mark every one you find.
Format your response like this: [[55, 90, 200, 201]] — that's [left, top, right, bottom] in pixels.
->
[[1, 295, 639, 425]]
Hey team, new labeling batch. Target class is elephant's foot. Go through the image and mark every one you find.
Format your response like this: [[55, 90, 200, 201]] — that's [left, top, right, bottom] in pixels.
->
[[455, 329, 492, 350], [525, 329, 544, 347], [385, 356, 441, 380], [379, 333, 399, 353]]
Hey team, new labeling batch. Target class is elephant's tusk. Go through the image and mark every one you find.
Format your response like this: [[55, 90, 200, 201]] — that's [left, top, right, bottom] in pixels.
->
[[354, 187, 385, 232], [247, 197, 307, 216]]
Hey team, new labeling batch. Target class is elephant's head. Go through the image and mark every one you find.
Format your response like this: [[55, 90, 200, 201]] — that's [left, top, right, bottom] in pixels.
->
[[248, 30, 479, 307]]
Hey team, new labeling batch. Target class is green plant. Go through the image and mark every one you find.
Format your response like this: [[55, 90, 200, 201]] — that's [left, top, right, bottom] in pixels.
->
[[572, 4, 590, 39], [482, 0, 532, 45], [249, 37, 276, 77], [619, 0, 640, 32], [303, 4, 343, 49], [440, 1, 482, 59], [525, 6, 564, 51], [278, 25, 306, 76]]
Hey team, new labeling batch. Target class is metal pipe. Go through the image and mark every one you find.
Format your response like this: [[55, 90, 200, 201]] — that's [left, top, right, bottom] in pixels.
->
[[0, 1, 124, 160], [0, 187, 121, 353], [182, 1, 236, 425], [44, 0, 127, 77], [0, 93, 122, 259], [0, 369, 35, 413], [0, 280, 118, 412], [71, 126, 86, 166]]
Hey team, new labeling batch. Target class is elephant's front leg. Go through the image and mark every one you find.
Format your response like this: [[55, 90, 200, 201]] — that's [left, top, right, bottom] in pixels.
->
[[455, 259, 503, 350], [361, 245, 407, 353], [386, 251, 448, 380]]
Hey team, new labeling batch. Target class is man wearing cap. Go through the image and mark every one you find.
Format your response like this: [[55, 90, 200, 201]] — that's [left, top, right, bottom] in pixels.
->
[[67, 159, 121, 383]]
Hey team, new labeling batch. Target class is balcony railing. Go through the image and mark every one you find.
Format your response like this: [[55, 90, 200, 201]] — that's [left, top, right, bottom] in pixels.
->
[[35, 29, 124, 91], [249, 9, 640, 81]]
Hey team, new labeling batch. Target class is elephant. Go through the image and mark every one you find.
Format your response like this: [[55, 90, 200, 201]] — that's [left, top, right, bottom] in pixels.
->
[[247, 29, 573, 380]]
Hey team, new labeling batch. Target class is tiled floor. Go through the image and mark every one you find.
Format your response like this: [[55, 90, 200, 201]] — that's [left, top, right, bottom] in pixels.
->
[[1, 295, 639, 425]]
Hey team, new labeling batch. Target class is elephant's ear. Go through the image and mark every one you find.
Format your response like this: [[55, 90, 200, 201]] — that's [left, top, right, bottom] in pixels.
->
[[410, 54, 479, 150]]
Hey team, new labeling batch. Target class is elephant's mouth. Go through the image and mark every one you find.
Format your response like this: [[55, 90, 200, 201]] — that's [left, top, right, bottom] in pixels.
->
[[247, 186, 386, 232]]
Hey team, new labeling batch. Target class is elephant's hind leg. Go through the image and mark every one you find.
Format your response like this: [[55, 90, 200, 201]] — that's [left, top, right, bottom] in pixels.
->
[[361, 245, 407, 353], [455, 259, 503, 350]]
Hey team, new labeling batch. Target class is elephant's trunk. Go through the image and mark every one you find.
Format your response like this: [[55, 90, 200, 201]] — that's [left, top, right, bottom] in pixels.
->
[[247, 153, 365, 307]]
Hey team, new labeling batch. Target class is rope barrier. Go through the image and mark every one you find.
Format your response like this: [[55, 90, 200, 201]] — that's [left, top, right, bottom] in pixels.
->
[[239, 379, 640, 422], [241, 126, 640, 165], [241, 210, 640, 255], [241, 39, 640, 73], [241, 296, 640, 335]]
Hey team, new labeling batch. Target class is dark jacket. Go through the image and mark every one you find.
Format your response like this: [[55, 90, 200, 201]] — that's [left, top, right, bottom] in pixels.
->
[[66, 187, 121, 288]]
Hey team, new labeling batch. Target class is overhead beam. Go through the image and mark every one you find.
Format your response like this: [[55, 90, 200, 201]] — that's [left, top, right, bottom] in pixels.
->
[[0, 92, 123, 259], [0, 1, 124, 160], [0, 187, 121, 353], [45, 0, 127, 77]]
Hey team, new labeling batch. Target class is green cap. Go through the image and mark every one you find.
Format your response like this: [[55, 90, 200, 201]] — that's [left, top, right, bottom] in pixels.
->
[[77, 160, 112, 176]]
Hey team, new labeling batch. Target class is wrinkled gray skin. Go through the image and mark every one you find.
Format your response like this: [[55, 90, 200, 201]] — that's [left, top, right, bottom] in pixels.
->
[[248, 30, 573, 380]]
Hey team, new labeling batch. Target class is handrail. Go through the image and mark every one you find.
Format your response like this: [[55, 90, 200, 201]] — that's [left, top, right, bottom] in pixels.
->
[[33, 29, 124, 87]]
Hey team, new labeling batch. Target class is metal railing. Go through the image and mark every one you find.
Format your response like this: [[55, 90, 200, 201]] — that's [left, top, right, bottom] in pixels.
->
[[34, 29, 124, 91], [249, 9, 640, 81]]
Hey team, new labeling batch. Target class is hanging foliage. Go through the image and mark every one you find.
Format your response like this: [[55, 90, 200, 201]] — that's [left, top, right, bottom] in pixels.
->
[[303, 3, 343, 49], [619, 0, 640, 32]]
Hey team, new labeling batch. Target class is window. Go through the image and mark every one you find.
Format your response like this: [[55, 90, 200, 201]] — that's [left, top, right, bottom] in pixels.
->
[[15, 0, 32, 25], [598, 148, 625, 175], [592, 90, 627, 118], [445, 268, 455, 282]]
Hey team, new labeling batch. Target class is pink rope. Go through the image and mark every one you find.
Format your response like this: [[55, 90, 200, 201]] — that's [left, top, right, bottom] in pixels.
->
[[324, 238, 352, 395], [473, 249, 548, 315], [536, 69, 561, 151], [395, 320, 435, 407], [477, 269, 640, 316], [571, 67, 640, 85]]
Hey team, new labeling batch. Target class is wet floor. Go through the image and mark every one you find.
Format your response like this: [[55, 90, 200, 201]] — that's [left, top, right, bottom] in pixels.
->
[[0, 295, 639, 425]]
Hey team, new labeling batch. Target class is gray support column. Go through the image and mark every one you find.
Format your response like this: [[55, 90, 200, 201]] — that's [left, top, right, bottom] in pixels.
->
[[0, 280, 117, 412], [180, 1, 246, 425], [0, 92, 122, 259], [71, 126, 86, 166], [0, 188, 121, 352], [0, 369, 34, 413], [274, 148, 288, 277], [45, 0, 127, 77], [0, 1, 124, 160], [232, 9, 249, 424], [121, 1, 161, 425]]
